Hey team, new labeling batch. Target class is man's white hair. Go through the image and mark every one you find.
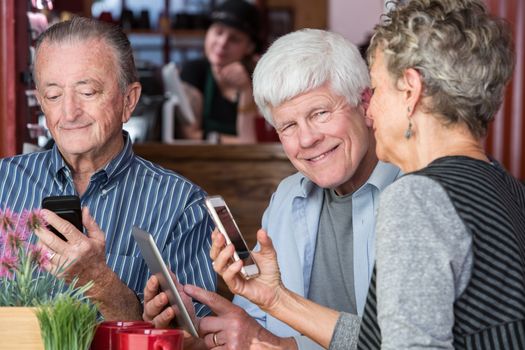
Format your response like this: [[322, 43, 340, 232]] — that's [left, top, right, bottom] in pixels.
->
[[253, 29, 370, 125]]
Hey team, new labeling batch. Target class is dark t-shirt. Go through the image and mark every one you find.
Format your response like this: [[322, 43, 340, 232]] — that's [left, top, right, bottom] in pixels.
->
[[308, 189, 357, 314], [180, 58, 238, 136]]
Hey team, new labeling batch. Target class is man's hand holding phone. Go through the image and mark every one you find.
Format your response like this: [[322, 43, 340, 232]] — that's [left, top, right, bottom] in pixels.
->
[[41, 195, 83, 241], [34, 206, 107, 283], [34, 204, 144, 320], [143, 274, 177, 328], [143, 274, 207, 349], [143, 273, 198, 329], [210, 228, 286, 314]]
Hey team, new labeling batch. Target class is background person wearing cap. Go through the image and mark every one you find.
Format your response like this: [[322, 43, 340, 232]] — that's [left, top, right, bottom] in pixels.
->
[[178, 0, 261, 143]]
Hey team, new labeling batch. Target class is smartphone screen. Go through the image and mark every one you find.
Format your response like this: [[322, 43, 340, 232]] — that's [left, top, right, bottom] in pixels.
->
[[42, 195, 83, 241], [215, 204, 255, 265], [205, 196, 259, 278]]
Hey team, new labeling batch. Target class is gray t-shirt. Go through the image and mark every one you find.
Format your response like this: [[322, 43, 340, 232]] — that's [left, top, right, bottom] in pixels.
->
[[330, 175, 473, 350], [308, 188, 357, 314]]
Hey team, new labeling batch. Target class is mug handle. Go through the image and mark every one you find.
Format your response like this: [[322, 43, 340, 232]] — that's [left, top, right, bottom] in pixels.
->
[[154, 339, 173, 350]]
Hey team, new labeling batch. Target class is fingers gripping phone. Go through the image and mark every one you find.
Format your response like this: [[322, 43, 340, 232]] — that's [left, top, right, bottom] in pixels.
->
[[205, 195, 260, 279], [41, 195, 83, 241]]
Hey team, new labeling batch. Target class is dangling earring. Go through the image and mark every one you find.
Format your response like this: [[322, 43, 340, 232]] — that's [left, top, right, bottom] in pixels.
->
[[405, 106, 413, 140], [404, 120, 413, 139]]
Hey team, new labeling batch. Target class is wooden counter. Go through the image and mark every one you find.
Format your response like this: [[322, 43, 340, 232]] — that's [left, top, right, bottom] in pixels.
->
[[134, 143, 297, 300], [133, 143, 297, 250]]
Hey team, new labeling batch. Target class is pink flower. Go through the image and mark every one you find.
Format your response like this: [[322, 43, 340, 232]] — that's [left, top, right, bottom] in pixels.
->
[[0, 252, 18, 279], [3, 231, 25, 252], [0, 208, 18, 233], [28, 245, 50, 269], [20, 209, 48, 233], [0, 208, 49, 275], [0, 266, 14, 279]]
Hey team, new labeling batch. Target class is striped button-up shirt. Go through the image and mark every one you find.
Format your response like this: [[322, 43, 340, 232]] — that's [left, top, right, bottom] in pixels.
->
[[0, 132, 216, 316]]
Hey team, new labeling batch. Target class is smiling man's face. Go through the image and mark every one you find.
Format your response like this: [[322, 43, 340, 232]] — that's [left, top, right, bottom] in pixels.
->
[[35, 38, 130, 165], [272, 84, 375, 195]]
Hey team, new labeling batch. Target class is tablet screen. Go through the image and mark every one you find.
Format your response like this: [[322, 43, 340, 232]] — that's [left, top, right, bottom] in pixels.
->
[[131, 226, 199, 337]]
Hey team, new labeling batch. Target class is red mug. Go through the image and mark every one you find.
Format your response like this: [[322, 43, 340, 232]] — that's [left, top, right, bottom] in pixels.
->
[[90, 321, 153, 350], [115, 328, 184, 350]]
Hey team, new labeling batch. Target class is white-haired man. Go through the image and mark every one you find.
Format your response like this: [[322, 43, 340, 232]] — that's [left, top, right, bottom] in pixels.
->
[[144, 29, 399, 350]]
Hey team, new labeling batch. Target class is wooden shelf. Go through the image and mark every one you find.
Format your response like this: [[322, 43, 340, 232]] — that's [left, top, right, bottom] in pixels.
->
[[125, 29, 206, 38], [125, 29, 206, 64]]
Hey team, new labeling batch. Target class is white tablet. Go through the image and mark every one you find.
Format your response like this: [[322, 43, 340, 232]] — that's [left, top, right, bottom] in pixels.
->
[[131, 226, 199, 338]]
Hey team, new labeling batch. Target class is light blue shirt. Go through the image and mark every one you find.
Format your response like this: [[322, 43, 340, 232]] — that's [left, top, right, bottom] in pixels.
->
[[0, 132, 216, 316], [233, 161, 400, 349]]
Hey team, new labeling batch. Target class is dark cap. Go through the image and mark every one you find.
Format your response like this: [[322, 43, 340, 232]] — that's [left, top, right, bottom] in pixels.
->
[[210, 0, 260, 43]]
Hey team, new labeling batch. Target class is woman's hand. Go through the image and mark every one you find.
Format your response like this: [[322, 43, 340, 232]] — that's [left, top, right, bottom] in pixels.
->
[[214, 61, 252, 92], [210, 228, 285, 313], [211, 229, 340, 349], [250, 339, 289, 350]]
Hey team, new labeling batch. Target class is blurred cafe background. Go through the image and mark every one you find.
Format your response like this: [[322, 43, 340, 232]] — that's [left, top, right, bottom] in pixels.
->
[[0, 0, 523, 268], [2, 0, 351, 151], [0, 0, 523, 181]]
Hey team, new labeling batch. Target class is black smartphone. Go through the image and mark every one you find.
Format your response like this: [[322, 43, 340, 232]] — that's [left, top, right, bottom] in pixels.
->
[[41, 195, 83, 241]]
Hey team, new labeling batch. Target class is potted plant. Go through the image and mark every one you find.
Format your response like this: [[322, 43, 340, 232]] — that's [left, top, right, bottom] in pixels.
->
[[0, 208, 98, 350]]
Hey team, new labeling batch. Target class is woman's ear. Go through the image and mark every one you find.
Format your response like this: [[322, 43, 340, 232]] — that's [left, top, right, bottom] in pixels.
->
[[361, 87, 372, 113], [122, 82, 142, 123], [401, 68, 423, 113]]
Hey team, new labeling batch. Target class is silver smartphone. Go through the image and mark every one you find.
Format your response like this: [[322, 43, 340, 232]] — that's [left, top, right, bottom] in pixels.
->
[[131, 226, 199, 338], [204, 195, 260, 279]]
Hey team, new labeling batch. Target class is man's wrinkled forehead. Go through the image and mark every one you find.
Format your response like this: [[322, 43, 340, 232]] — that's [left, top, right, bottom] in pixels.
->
[[34, 37, 116, 77]]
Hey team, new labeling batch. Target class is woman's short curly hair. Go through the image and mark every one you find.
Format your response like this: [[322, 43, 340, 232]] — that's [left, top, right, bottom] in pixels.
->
[[368, 0, 514, 138]]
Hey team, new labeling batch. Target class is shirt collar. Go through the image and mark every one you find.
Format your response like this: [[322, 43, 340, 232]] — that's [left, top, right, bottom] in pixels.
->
[[50, 143, 68, 177], [102, 131, 135, 181], [298, 174, 317, 197], [49, 131, 135, 182], [363, 161, 401, 193], [298, 160, 401, 197]]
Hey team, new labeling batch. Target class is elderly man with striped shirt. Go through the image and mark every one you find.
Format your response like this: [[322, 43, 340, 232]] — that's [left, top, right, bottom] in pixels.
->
[[0, 17, 216, 320]]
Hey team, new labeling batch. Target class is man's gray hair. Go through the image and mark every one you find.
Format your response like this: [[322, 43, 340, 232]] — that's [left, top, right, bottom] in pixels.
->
[[253, 29, 370, 125], [34, 16, 138, 92]]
